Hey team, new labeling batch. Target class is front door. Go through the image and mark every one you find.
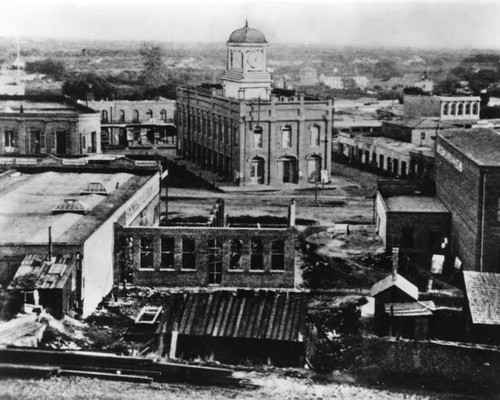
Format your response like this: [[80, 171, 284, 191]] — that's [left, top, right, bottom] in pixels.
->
[[307, 157, 321, 182], [56, 131, 67, 155], [282, 159, 297, 183], [250, 158, 264, 184]]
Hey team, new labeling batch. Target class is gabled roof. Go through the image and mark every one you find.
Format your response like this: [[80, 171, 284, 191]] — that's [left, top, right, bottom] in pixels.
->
[[8, 254, 75, 290], [371, 273, 419, 300], [384, 301, 435, 317], [463, 271, 500, 325]]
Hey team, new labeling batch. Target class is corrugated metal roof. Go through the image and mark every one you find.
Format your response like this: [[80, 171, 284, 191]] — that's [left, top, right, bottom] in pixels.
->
[[463, 271, 500, 325], [371, 273, 419, 300], [158, 291, 307, 342], [384, 301, 435, 317], [8, 254, 75, 290]]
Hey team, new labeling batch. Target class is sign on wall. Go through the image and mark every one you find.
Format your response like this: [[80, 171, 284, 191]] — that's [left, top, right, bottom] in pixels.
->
[[437, 144, 463, 172]]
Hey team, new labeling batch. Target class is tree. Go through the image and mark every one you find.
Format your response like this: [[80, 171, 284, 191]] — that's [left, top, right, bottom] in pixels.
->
[[373, 59, 401, 80], [25, 58, 66, 80], [62, 72, 115, 100], [140, 44, 168, 88]]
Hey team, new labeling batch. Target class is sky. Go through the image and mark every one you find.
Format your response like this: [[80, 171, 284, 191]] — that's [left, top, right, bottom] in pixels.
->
[[1, 0, 500, 49]]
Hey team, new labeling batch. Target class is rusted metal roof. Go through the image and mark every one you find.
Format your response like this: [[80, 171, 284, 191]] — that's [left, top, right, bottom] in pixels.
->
[[158, 290, 307, 342], [463, 271, 500, 325], [371, 273, 419, 300], [8, 254, 75, 290], [384, 301, 435, 317]]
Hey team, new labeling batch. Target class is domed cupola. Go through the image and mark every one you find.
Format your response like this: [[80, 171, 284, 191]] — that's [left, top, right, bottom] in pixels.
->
[[221, 21, 272, 101], [228, 21, 267, 44]]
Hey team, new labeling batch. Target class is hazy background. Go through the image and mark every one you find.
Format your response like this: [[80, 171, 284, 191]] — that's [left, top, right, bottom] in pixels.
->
[[1, 0, 500, 49]]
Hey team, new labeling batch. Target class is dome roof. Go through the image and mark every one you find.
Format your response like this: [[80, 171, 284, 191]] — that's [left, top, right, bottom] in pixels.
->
[[228, 22, 267, 44]]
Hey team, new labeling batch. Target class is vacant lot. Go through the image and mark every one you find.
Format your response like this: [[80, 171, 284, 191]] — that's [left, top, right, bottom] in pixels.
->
[[0, 371, 484, 400]]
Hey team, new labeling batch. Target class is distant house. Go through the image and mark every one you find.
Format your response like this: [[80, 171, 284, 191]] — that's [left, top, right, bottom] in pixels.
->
[[463, 271, 500, 344], [371, 272, 434, 339]]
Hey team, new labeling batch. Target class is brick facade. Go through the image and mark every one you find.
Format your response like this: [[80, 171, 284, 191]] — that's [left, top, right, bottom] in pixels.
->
[[435, 133, 500, 272], [176, 86, 332, 185], [114, 224, 295, 288]]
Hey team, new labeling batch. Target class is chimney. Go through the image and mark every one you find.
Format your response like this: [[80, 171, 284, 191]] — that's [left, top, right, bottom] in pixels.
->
[[48, 226, 52, 261], [288, 199, 296, 227], [391, 247, 399, 281]]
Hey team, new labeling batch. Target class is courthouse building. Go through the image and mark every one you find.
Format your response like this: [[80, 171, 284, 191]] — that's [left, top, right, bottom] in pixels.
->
[[176, 23, 333, 186]]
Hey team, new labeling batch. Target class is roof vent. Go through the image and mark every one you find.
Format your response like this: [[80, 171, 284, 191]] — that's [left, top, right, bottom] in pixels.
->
[[52, 198, 89, 214], [80, 182, 108, 196]]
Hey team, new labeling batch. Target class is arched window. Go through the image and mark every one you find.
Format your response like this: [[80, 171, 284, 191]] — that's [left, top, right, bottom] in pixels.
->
[[442, 103, 449, 115], [450, 103, 456, 115], [457, 103, 463, 115], [309, 125, 320, 147], [229, 239, 243, 270], [281, 125, 292, 148], [160, 109, 167, 121], [465, 103, 471, 115], [250, 157, 264, 184], [146, 109, 153, 119], [101, 110, 108, 123], [119, 110, 125, 123], [472, 102, 479, 115], [253, 126, 263, 148], [133, 110, 139, 123]]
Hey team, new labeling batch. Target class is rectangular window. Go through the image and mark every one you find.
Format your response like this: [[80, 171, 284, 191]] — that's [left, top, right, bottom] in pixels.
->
[[310, 126, 320, 147], [181, 238, 196, 269], [118, 236, 133, 283], [208, 238, 223, 284], [140, 237, 154, 269], [4, 130, 17, 149], [282, 128, 292, 148], [229, 239, 243, 270], [271, 240, 285, 270], [161, 237, 175, 269], [250, 238, 264, 270], [420, 132, 425, 141]]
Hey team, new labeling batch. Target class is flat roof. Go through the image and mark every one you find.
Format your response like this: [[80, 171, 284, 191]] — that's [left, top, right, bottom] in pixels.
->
[[384, 195, 449, 213], [0, 170, 153, 245], [439, 128, 500, 167]]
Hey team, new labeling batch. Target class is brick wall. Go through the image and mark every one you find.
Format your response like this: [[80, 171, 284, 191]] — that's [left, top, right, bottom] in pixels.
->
[[115, 224, 295, 288], [86, 99, 175, 124]]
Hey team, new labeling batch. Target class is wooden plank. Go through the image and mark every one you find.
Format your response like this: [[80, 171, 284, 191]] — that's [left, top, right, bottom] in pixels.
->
[[264, 294, 279, 339], [170, 294, 186, 332], [258, 292, 274, 339], [200, 293, 214, 335], [212, 293, 228, 337], [184, 294, 201, 335], [276, 294, 291, 341], [245, 293, 266, 338], [224, 295, 240, 337], [59, 369, 153, 384], [178, 294, 194, 334], [290, 296, 302, 342], [0, 363, 60, 378], [297, 296, 307, 342], [239, 294, 256, 338], [218, 295, 234, 337], [270, 294, 285, 340], [233, 297, 247, 338], [205, 292, 220, 336], [192, 293, 209, 336], [285, 296, 299, 342]]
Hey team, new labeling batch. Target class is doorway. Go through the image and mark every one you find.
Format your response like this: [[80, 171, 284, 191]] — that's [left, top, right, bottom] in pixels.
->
[[279, 156, 297, 183], [250, 157, 264, 184], [307, 156, 321, 182]]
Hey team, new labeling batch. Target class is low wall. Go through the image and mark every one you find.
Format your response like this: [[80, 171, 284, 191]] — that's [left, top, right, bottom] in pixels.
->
[[356, 336, 500, 393]]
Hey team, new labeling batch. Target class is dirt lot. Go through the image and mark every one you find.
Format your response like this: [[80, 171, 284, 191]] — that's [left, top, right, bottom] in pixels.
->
[[0, 371, 484, 400]]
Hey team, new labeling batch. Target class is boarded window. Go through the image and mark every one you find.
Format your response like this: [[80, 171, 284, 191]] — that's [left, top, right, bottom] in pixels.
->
[[140, 237, 154, 269], [182, 238, 196, 269], [161, 237, 175, 269], [271, 240, 285, 270], [229, 239, 243, 270], [250, 238, 264, 270]]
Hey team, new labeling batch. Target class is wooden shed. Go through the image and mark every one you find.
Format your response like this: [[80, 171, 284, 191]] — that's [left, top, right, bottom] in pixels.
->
[[156, 290, 308, 367], [8, 255, 77, 319]]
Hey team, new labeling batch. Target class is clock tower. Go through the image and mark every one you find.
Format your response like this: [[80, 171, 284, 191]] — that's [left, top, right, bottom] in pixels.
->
[[221, 21, 272, 100]]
